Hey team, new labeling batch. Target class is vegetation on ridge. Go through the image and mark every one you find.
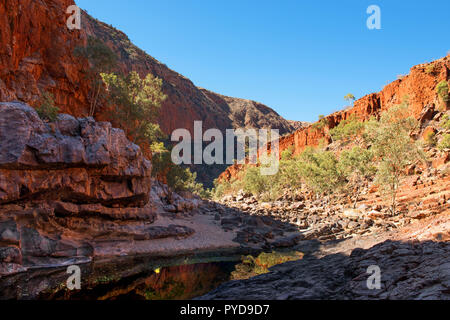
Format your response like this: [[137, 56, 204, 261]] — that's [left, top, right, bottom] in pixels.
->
[[213, 100, 426, 215], [74, 36, 117, 117], [74, 37, 209, 197], [36, 91, 60, 122], [231, 251, 304, 280]]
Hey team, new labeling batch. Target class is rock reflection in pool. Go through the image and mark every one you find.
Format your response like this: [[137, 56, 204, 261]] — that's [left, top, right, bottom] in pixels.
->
[[53, 261, 237, 300]]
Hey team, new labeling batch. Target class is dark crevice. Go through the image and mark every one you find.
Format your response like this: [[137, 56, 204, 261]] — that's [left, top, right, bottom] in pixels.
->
[[1, 188, 149, 208]]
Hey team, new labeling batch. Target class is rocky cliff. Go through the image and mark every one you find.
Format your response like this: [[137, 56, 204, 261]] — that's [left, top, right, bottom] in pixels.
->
[[0, 0, 300, 185], [0, 103, 307, 299], [220, 56, 450, 181], [0, 102, 161, 275]]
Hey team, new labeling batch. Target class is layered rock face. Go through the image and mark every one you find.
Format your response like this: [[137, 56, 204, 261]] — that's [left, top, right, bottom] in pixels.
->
[[0, 0, 299, 185], [220, 57, 450, 181], [0, 102, 152, 206], [0, 103, 306, 299], [198, 239, 450, 300], [0, 102, 174, 278], [0, 0, 89, 114]]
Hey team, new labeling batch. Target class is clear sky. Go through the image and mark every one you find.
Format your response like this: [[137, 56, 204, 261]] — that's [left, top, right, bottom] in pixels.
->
[[75, 0, 450, 123]]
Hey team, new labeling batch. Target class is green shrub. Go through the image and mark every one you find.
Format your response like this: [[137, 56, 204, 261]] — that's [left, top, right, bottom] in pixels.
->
[[277, 149, 302, 189], [152, 145, 209, 198], [439, 134, 450, 150], [242, 166, 282, 202], [212, 149, 302, 201], [365, 103, 424, 214], [329, 114, 365, 143], [212, 178, 231, 199], [231, 251, 303, 280], [168, 167, 209, 198], [36, 91, 59, 122], [311, 115, 329, 132], [243, 166, 268, 196], [101, 71, 167, 146], [338, 146, 376, 207], [440, 114, 450, 130]]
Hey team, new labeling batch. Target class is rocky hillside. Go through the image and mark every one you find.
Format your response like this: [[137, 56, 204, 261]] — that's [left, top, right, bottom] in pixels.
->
[[198, 56, 450, 300], [0, 0, 298, 136], [83, 13, 301, 136], [0, 0, 300, 185], [199, 236, 450, 300], [220, 56, 450, 181], [199, 89, 306, 134], [0, 101, 309, 299]]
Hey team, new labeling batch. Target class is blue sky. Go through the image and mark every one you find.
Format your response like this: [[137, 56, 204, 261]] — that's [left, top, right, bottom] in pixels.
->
[[76, 0, 450, 122]]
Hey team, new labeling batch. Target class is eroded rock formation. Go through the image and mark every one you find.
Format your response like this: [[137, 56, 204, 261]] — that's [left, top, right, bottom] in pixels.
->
[[0, 0, 299, 185], [220, 57, 450, 181], [0, 102, 197, 279]]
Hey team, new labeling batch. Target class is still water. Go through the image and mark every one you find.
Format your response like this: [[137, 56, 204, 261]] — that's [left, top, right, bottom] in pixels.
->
[[41, 261, 237, 300]]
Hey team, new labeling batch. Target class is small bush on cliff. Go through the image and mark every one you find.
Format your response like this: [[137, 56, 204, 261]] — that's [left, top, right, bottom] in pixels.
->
[[426, 63, 436, 75], [439, 134, 450, 150], [36, 91, 59, 122], [297, 147, 346, 195], [338, 147, 376, 207], [365, 103, 424, 215], [424, 131, 437, 147], [311, 115, 329, 132], [344, 93, 356, 105], [151, 144, 209, 198], [101, 71, 167, 146], [74, 36, 117, 117]]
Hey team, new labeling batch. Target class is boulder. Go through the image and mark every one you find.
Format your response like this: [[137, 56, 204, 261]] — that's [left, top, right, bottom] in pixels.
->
[[0, 102, 152, 206]]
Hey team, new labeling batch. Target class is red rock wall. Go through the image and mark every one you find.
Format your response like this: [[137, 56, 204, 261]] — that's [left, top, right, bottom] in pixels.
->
[[219, 57, 450, 181], [0, 0, 297, 138], [0, 0, 90, 115]]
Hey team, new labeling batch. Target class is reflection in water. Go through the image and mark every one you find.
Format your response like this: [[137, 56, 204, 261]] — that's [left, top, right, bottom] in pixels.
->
[[45, 262, 237, 300]]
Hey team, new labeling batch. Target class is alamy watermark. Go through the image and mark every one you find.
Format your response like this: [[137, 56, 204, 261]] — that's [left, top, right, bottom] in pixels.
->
[[366, 5, 381, 30], [171, 121, 280, 175]]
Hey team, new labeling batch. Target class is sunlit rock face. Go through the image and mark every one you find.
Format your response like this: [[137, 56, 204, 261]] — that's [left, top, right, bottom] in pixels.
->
[[0, 0, 90, 115], [0, 0, 300, 186], [220, 57, 450, 182], [0, 102, 192, 288]]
